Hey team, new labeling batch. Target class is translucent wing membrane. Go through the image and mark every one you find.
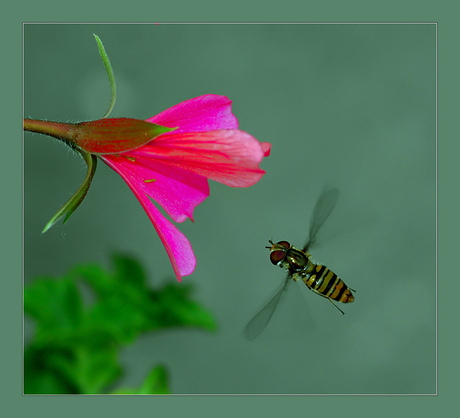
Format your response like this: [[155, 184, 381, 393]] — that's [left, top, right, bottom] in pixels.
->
[[244, 275, 290, 340], [245, 185, 340, 340], [304, 186, 340, 251]]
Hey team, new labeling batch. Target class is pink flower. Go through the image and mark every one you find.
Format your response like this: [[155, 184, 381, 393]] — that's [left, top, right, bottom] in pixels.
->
[[99, 94, 270, 281]]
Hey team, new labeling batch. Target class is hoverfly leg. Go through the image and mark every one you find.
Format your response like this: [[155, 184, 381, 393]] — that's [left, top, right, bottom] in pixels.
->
[[328, 298, 345, 315]]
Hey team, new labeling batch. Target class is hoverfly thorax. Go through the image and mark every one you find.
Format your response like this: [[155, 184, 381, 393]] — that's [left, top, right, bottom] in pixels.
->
[[267, 240, 309, 274], [285, 248, 309, 272]]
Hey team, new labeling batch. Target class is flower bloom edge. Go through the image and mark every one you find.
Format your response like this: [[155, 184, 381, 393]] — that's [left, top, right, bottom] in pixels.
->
[[100, 94, 270, 281], [24, 94, 271, 282]]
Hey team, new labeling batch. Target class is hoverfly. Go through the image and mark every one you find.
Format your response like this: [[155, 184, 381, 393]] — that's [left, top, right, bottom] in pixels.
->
[[244, 186, 355, 340]]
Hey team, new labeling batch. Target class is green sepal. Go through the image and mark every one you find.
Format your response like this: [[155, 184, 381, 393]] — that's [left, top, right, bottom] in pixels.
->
[[42, 150, 97, 233], [74, 118, 177, 154], [93, 34, 116, 118]]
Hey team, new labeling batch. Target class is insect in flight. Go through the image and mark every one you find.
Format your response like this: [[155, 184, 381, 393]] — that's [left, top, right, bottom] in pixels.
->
[[244, 186, 355, 340]]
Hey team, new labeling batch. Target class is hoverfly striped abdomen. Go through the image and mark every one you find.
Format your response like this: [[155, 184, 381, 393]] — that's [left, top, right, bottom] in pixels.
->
[[303, 263, 354, 305]]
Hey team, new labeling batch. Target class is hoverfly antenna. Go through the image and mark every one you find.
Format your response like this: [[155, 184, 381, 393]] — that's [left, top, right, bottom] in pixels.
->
[[265, 239, 275, 249]]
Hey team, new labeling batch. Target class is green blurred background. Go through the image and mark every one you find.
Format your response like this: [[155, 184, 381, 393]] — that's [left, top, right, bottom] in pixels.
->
[[23, 23, 436, 394]]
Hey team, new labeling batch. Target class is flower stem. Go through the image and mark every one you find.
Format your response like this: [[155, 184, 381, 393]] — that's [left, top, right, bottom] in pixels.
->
[[23, 119, 78, 148]]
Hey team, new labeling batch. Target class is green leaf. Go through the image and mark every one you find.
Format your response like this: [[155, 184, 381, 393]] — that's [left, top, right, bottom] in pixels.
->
[[139, 365, 170, 394], [24, 344, 122, 394], [112, 365, 170, 394], [24, 254, 217, 394], [151, 283, 218, 331], [71, 254, 217, 336], [24, 276, 83, 336], [112, 252, 146, 287], [56, 346, 122, 394], [24, 346, 79, 394]]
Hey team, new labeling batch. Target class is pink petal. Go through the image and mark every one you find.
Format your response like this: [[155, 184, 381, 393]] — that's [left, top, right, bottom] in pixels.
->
[[146, 94, 238, 133], [102, 154, 209, 223], [261, 142, 271, 157], [101, 156, 196, 281], [131, 130, 268, 187]]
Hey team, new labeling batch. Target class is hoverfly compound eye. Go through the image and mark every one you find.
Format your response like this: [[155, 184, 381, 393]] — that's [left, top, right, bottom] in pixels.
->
[[269, 241, 290, 265], [270, 250, 286, 265]]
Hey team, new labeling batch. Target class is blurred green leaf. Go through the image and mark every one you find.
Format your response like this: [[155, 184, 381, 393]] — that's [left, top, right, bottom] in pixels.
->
[[24, 276, 83, 332], [24, 253, 217, 394], [24, 344, 121, 394], [112, 365, 170, 395], [24, 347, 79, 394]]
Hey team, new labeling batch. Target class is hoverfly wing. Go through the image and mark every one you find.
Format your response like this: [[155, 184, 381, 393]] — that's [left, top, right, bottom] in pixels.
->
[[304, 186, 340, 251], [244, 275, 290, 340]]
